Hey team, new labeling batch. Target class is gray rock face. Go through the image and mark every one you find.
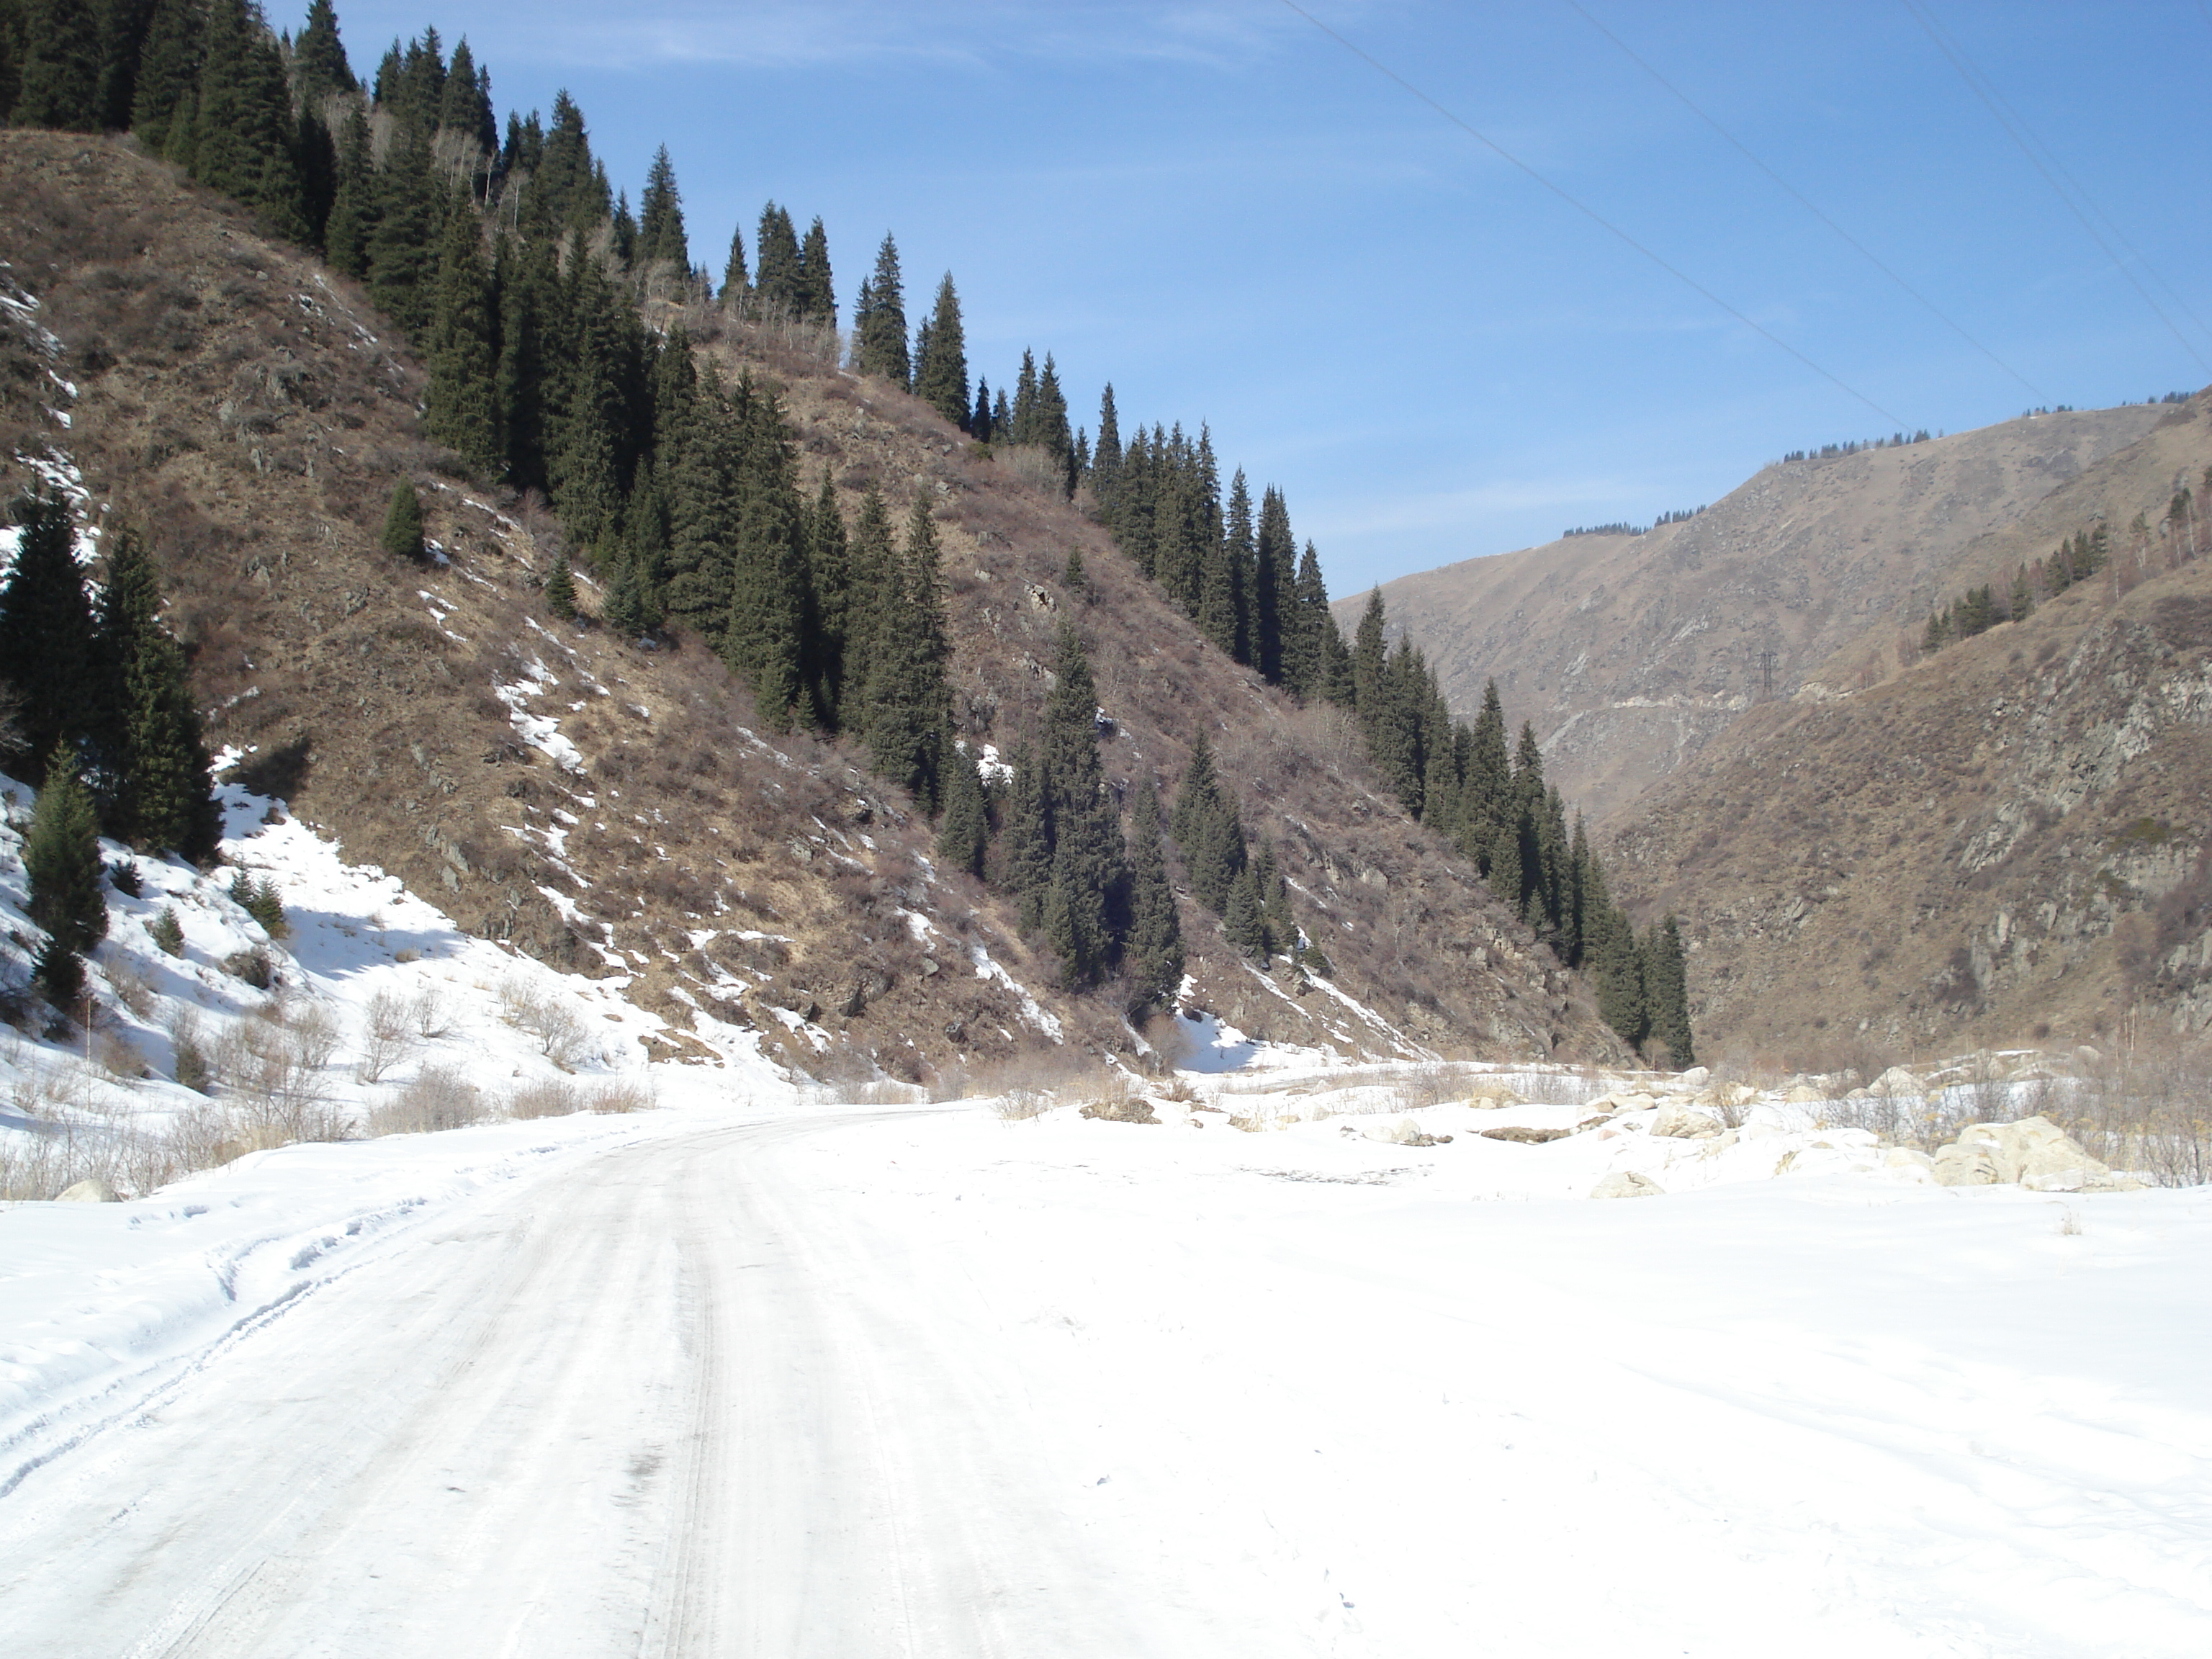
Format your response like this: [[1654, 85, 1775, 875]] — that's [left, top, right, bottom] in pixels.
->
[[55, 1177, 122, 1202], [1591, 1170, 1663, 1200]]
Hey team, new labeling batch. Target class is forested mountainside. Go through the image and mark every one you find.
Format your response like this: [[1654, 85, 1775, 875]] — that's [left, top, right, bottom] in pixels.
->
[[1604, 390, 2212, 1060], [0, 114, 1638, 1079], [1352, 408, 2162, 822]]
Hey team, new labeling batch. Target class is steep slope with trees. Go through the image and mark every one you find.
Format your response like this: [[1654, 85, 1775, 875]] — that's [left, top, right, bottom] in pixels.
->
[[1353, 410, 2164, 821], [1604, 393, 2212, 1059], [0, 127, 1625, 1078]]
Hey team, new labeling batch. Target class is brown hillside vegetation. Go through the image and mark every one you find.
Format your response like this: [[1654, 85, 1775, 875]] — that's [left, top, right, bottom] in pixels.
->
[[0, 132, 1624, 1079], [1606, 391, 2212, 1060], [1349, 408, 2160, 822]]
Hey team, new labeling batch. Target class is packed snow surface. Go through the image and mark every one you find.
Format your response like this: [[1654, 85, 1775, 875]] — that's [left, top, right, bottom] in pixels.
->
[[4, 1076, 2207, 1653]]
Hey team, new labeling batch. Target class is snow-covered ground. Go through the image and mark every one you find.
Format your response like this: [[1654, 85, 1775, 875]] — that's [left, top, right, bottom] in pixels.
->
[[0, 765, 2206, 1653]]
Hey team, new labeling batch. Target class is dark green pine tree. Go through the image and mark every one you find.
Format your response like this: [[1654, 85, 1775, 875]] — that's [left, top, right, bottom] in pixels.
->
[[796, 215, 835, 325], [861, 493, 952, 799], [435, 38, 494, 157], [188, 0, 308, 241], [94, 0, 158, 132], [1645, 914, 1694, 1067], [96, 525, 219, 858], [547, 261, 628, 552], [0, 487, 98, 770], [367, 127, 438, 332], [1580, 855, 1645, 1048], [1510, 721, 1551, 925], [718, 377, 812, 727], [1169, 732, 1246, 913], [991, 385, 1011, 441], [1350, 588, 1388, 727], [1009, 350, 1038, 443], [935, 742, 989, 878], [787, 469, 843, 727], [1282, 541, 1327, 698], [752, 202, 801, 318], [320, 100, 374, 278], [1091, 385, 1123, 509], [290, 0, 354, 107], [494, 232, 555, 494], [1253, 485, 1295, 684], [544, 554, 577, 619], [608, 189, 637, 271], [1122, 780, 1184, 1017], [1035, 353, 1075, 493], [912, 273, 968, 426], [718, 222, 750, 307], [1223, 866, 1265, 957], [637, 145, 688, 270], [423, 203, 500, 475], [1198, 468, 1249, 660], [129, 0, 205, 150], [999, 741, 1053, 932], [379, 479, 425, 559], [853, 232, 909, 386], [833, 484, 894, 726], [1036, 624, 1128, 986], [11, 0, 103, 129], [24, 747, 106, 1004]]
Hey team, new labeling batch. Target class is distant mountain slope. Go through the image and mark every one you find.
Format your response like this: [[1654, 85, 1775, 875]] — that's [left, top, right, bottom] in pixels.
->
[[1603, 392, 2212, 1060], [0, 132, 1624, 1079], [1348, 408, 2162, 822]]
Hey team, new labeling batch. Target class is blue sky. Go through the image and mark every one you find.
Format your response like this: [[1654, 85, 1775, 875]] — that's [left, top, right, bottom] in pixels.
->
[[320, 1, 2212, 596]]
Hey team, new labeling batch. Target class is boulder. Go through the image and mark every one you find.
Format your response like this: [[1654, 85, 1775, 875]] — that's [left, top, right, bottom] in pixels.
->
[[1079, 1097, 1159, 1125], [1480, 1124, 1570, 1144], [1651, 1102, 1723, 1139], [1881, 1147, 1936, 1183], [1676, 1066, 1711, 1088], [1784, 1084, 1826, 1105], [1874, 1066, 1923, 1097], [1591, 1170, 1663, 1200], [1930, 1117, 2126, 1191], [1466, 1084, 1524, 1109], [55, 1177, 122, 1202]]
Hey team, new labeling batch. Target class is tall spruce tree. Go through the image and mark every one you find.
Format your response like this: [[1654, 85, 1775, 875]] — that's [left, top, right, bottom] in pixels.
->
[[912, 272, 968, 426], [423, 204, 500, 473], [853, 232, 909, 386], [860, 493, 950, 799], [24, 748, 104, 1004], [637, 145, 687, 269], [11, 0, 102, 128], [1645, 915, 1694, 1067], [935, 743, 989, 878], [379, 479, 425, 559], [718, 222, 749, 305], [753, 202, 801, 317], [0, 486, 97, 770], [129, 0, 204, 149], [1170, 732, 1245, 913], [1035, 624, 1128, 985], [290, 0, 354, 106], [189, 0, 307, 241], [796, 215, 835, 325], [1123, 779, 1184, 1017], [96, 525, 219, 858]]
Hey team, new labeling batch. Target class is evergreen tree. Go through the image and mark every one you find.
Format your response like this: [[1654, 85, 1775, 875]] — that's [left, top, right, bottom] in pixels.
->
[[1009, 349, 1038, 442], [367, 128, 437, 331], [860, 493, 951, 797], [544, 554, 576, 619], [796, 214, 835, 325], [999, 739, 1052, 932], [1198, 468, 1248, 660], [912, 272, 968, 426], [714, 377, 811, 726], [189, 0, 307, 240], [11, 0, 102, 130], [1170, 732, 1245, 913], [637, 144, 687, 269], [380, 479, 425, 559], [853, 231, 908, 385], [129, 0, 204, 150], [718, 222, 748, 305], [320, 100, 373, 277], [96, 526, 220, 858], [1253, 485, 1294, 684], [91, 0, 157, 132], [935, 743, 989, 878], [1091, 384, 1123, 507], [1035, 624, 1128, 985], [423, 204, 499, 473], [435, 38, 494, 157], [801, 467, 850, 726], [752, 202, 801, 317], [1351, 588, 1388, 729], [290, 0, 353, 107], [835, 484, 895, 727], [969, 378, 992, 444], [1123, 779, 1183, 1017], [24, 747, 106, 1003], [1645, 914, 1694, 1067], [0, 486, 97, 770]]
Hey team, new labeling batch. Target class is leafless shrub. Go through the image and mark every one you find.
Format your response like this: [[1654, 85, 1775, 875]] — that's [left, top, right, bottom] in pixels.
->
[[992, 1087, 1051, 1121], [2059, 1041, 2212, 1187], [215, 1015, 346, 1148], [409, 984, 450, 1039], [107, 961, 158, 1020], [369, 1065, 482, 1136], [356, 987, 417, 1082], [169, 1007, 213, 1094], [507, 1077, 581, 1119], [588, 1077, 654, 1115], [223, 945, 276, 990], [94, 1030, 148, 1081]]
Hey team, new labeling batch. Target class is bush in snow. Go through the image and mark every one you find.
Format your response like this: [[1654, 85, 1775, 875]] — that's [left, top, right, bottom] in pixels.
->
[[224, 945, 276, 990], [354, 988, 418, 1084], [229, 873, 289, 940], [25, 752, 107, 1004], [148, 907, 186, 957], [369, 1065, 482, 1136]]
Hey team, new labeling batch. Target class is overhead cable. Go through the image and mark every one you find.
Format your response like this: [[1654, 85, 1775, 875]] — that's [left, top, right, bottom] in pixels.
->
[[1902, 0, 2212, 377], [1563, 0, 2044, 402], [1272, 0, 1908, 429]]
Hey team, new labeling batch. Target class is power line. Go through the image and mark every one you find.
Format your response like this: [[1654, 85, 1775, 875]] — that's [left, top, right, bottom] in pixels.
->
[[1563, 0, 2044, 402], [1902, 0, 2212, 378], [1908, 0, 2212, 364], [1272, 0, 1910, 430]]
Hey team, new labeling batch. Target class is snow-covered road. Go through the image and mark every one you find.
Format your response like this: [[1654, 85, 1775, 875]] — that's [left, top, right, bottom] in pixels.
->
[[4, 1097, 2208, 1657]]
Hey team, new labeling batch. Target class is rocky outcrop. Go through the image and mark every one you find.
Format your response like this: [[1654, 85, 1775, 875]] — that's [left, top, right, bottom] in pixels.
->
[[1930, 1116, 2143, 1191]]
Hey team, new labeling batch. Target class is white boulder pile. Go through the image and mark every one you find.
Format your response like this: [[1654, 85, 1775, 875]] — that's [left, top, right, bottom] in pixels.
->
[[1930, 1116, 2143, 1192]]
